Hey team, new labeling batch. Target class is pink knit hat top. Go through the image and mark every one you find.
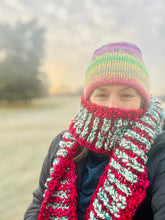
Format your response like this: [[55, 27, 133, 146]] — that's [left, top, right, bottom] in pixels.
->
[[84, 42, 150, 103]]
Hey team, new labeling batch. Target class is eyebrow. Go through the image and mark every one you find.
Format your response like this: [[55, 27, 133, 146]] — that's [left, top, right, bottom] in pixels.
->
[[120, 86, 132, 91], [96, 87, 107, 91], [96, 85, 133, 92]]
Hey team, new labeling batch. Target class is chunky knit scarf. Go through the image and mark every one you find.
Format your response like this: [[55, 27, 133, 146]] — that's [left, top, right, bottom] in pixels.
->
[[38, 96, 164, 220]]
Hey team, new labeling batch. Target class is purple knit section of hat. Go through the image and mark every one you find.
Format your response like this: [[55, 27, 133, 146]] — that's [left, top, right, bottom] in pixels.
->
[[92, 42, 142, 60]]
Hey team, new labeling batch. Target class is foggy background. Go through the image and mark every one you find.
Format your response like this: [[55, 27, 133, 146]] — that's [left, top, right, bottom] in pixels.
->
[[0, 0, 165, 97]]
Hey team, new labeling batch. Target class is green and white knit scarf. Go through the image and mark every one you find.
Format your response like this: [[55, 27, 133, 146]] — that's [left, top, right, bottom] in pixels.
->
[[38, 96, 164, 220]]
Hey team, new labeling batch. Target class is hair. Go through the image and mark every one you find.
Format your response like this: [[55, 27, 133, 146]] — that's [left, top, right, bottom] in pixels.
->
[[73, 146, 88, 162]]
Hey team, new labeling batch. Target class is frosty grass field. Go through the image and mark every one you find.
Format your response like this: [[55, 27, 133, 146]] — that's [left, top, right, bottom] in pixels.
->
[[0, 96, 164, 220], [0, 95, 80, 220]]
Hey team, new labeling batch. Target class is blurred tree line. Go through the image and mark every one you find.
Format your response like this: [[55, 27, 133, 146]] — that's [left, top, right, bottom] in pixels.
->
[[0, 20, 48, 103]]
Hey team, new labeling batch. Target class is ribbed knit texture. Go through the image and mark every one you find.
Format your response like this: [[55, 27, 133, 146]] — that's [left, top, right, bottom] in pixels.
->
[[38, 96, 164, 220], [84, 42, 150, 103]]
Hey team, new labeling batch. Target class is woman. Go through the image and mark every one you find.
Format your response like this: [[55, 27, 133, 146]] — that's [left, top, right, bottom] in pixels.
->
[[24, 42, 165, 219]]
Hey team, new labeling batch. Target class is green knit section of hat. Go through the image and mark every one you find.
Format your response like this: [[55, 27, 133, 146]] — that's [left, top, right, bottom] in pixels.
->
[[85, 54, 149, 87]]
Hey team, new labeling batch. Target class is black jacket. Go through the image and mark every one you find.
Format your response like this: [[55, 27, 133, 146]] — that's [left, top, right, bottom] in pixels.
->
[[24, 130, 165, 220]]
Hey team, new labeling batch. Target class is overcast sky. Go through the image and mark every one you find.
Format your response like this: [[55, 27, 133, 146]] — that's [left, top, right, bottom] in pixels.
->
[[0, 0, 165, 95]]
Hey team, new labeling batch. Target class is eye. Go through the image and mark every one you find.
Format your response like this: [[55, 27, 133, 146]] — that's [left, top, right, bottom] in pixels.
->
[[95, 93, 107, 98], [121, 93, 134, 99]]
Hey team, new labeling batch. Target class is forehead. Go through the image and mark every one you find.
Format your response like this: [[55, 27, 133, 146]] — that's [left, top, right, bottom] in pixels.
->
[[94, 84, 135, 92]]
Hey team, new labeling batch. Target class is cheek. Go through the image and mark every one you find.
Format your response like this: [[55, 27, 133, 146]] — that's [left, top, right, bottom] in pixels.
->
[[89, 97, 104, 106], [135, 97, 143, 109], [89, 96, 109, 107], [88, 95, 95, 103], [125, 98, 142, 110]]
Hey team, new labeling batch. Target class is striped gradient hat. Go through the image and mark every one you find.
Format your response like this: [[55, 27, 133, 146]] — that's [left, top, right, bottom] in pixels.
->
[[84, 42, 150, 103]]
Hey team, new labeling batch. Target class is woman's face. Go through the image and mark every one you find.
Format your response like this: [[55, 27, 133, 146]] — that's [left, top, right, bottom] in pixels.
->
[[89, 84, 142, 110]]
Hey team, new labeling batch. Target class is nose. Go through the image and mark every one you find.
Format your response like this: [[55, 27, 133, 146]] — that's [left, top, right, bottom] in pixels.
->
[[106, 96, 120, 108]]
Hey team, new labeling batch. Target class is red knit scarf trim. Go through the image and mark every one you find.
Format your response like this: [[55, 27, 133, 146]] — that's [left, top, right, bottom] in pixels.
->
[[38, 96, 164, 220]]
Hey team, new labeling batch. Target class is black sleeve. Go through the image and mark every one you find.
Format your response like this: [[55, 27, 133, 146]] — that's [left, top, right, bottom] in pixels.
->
[[151, 146, 165, 220], [24, 131, 65, 220]]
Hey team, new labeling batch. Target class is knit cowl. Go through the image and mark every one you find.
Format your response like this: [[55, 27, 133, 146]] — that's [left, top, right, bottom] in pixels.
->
[[38, 96, 164, 220]]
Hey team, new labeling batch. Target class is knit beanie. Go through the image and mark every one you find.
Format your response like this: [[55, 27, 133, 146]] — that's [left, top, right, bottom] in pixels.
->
[[84, 42, 150, 103]]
